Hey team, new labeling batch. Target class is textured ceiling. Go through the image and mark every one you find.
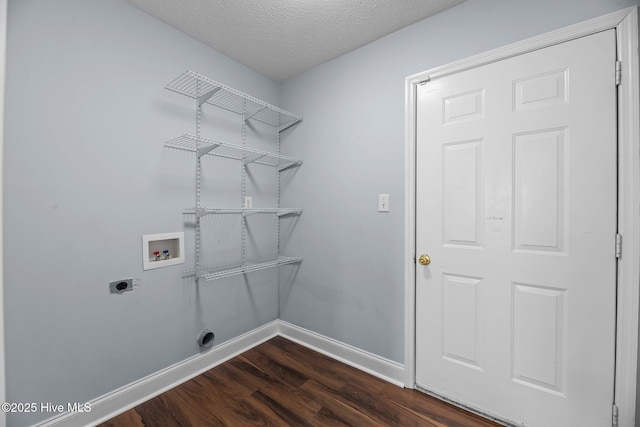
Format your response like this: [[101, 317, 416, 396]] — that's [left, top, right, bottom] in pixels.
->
[[124, 0, 465, 81]]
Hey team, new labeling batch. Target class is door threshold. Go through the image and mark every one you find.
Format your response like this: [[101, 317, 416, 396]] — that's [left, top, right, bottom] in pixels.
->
[[415, 385, 523, 427]]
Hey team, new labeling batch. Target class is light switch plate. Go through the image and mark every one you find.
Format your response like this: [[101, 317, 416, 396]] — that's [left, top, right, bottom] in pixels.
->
[[378, 194, 390, 212]]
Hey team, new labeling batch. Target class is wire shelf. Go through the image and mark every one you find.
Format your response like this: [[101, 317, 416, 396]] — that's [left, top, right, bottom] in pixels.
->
[[183, 208, 302, 218], [165, 134, 302, 171], [166, 71, 302, 130], [184, 256, 302, 282]]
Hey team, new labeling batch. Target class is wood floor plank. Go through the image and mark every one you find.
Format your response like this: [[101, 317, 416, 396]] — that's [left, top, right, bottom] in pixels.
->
[[268, 336, 390, 393], [301, 378, 388, 427], [176, 374, 261, 426], [100, 406, 144, 427], [220, 355, 322, 420], [199, 365, 254, 399], [188, 370, 282, 426], [249, 389, 314, 427], [256, 338, 347, 390], [379, 383, 500, 427], [238, 347, 310, 389], [326, 379, 442, 427], [100, 337, 503, 427], [136, 390, 217, 427], [311, 405, 375, 427]]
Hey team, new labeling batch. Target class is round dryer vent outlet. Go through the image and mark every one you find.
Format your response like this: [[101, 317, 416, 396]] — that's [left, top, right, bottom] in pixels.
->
[[197, 329, 215, 347]]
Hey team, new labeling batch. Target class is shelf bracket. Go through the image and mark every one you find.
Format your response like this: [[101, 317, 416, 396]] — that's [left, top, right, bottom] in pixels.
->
[[277, 209, 302, 217], [197, 143, 220, 158], [245, 105, 267, 122], [198, 87, 221, 107], [277, 160, 302, 172], [243, 153, 266, 165], [194, 208, 209, 218], [277, 118, 301, 134]]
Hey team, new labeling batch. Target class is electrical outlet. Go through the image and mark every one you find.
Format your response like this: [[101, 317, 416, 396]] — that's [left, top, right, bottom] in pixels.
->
[[109, 278, 133, 294], [244, 196, 253, 209]]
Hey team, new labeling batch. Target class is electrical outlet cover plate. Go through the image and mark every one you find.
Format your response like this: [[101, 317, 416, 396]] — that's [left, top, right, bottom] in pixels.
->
[[244, 196, 253, 209], [109, 278, 133, 293]]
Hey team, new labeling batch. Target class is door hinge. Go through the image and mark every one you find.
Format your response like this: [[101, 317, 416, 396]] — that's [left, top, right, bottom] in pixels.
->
[[616, 233, 622, 258], [612, 403, 619, 427], [615, 61, 622, 86]]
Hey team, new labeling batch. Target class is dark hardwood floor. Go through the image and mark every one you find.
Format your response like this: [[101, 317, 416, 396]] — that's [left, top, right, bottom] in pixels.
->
[[101, 336, 501, 427]]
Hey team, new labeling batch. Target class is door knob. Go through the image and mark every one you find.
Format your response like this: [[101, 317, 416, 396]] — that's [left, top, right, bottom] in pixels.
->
[[418, 254, 431, 266]]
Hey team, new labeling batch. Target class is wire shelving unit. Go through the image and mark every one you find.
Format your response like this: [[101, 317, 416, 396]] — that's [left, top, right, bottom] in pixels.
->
[[166, 70, 302, 132], [165, 70, 303, 283]]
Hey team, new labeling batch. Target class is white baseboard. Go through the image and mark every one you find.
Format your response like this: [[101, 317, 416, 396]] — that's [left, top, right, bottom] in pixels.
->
[[36, 320, 405, 427], [277, 321, 406, 387], [37, 321, 280, 427]]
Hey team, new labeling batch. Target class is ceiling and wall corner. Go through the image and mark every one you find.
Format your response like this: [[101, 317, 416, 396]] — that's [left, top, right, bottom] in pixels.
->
[[122, 0, 466, 82]]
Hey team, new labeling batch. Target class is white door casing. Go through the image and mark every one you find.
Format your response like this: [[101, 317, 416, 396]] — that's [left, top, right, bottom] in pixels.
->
[[415, 30, 616, 426], [0, 1, 7, 426], [405, 7, 640, 427]]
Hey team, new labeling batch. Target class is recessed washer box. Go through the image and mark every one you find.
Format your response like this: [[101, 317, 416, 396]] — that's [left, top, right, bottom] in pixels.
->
[[142, 232, 185, 270]]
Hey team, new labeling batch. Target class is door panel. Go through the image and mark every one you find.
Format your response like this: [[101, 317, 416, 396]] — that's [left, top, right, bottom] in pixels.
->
[[443, 139, 482, 247], [416, 30, 617, 426], [513, 128, 566, 253]]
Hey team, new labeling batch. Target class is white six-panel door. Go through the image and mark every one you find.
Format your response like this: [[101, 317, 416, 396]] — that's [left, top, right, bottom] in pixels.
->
[[415, 30, 617, 426]]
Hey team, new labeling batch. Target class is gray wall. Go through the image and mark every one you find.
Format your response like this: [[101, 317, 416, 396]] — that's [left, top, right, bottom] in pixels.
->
[[278, 0, 640, 365], [4, 1, 282, 426]]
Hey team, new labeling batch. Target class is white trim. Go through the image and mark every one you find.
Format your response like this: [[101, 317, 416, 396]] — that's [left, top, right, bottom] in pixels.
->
[[36, 320, 405, 427], [278, 320, 406, 387], [406, 8, 634, 84], [404, 66, 417, 389], [0, 1, 7, 426], [37, 321, 280, 427], [614, 8, 640, 427], [404, 6, 639, 426]]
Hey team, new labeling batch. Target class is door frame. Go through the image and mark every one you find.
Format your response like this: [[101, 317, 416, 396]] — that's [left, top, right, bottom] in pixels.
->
[[404, 7, 640, 426], [0, 0, 7, 426]]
